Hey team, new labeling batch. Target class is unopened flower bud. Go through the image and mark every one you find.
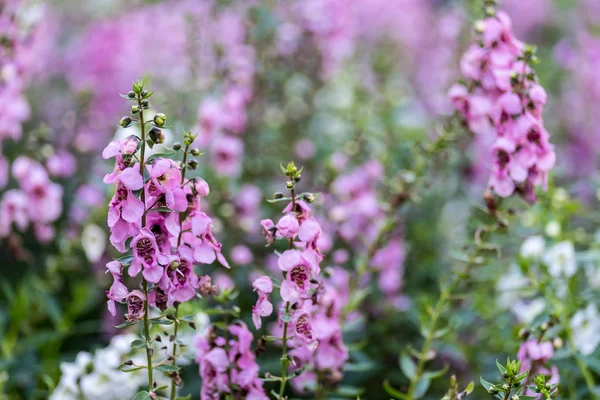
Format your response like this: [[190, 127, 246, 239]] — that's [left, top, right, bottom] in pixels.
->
[[141, 89, 148, 97], [173, 142, 182, 151], [141, 99, 150, 108], [188, 159, 198, 170], [153, 113, 166, 127], [149, 127, 165, 144], [274, 192, 285, 199], [124, 359, 133, 365], [127, 91, 136, 99], [120, 116, 133, 128], [131, 105, 140, 114], [303, 193, 315, 203], [552, 337, 563, 349], [286, 181, 294, 190], [191, 148, 201, 156], [519, 328, 531, 340], [474, 20, 485, 34], [540, 322, 549, 331]]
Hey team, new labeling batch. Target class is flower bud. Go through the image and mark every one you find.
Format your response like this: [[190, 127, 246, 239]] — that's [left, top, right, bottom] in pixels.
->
[[153, 113, 166, 127], [518, 328, 531, 340], [127, 91, 136, 99], [141, 89, 148, 97], [303, 193, 315, 203], [141, 99, 150, 108], [173, 142, 182, 151], [149, 127, 165, 144], [191, 148, 201, 156], [286, 181, 294, 190], [188, 159, 198, 170], [274, 192, 285, 199], [552, 337, 563, 349], [131, 105, 140, 114], [120, 116, 133, 128]]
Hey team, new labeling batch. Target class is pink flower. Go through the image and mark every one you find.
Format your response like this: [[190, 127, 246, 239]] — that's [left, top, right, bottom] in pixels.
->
[[211, 135, 243, 177], [292, 311, 318, 351], [251, 276, 273, 329], [260, 219, 276, 244], [231, 245, 253, 265], [276, 213, 300, 239], [129, 228, 168, 283], [125, 290, 146, 321], [195, 323, 267, 400]]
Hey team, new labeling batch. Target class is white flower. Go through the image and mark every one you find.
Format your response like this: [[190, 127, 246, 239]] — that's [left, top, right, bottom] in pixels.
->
[[520, 236, 545, 259], [496, 265, 529, 309], [545, 221, 561, 238], [543, 241, 577, 277], [81, 224, 107, 263], [512, 298, 546, 324], [585, 262, 600, 289], [570, 304, 600, 356]]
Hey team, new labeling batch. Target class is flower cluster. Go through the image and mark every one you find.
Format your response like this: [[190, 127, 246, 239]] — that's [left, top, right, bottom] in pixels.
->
[[289, 269, 349, 393], [449, 7, 555, 202], [0, 157, 63, 242], [328, 160, 407, 309], [194, 322, 268, 400], [104, 82, 228, 319], [250, 162, 348, 395], [517, 318, 561, 398]]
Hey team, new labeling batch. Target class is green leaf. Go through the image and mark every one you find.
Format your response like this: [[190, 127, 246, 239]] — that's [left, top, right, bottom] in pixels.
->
[[156, 364, 180, 372], [382, 380, 407, 399], [464, 381, 474, 395], [422, 364, 448, 381], [130, 339, 146, 349], [115, 320, 140, 329], [480, 376, 494, 392], [400, 352, 416, 380], [176, 396, 192, 400], [266, 197, 292, 203], [344, 361, 375, 372], [146, 149, 175, 163], [496, 359, 507, 375], [115, 255, 134, 265], [335, 385, 364, 397], [413, 378, 430, 398], [150, 318, 173, 326], [133, 391, 151, 400], [121, 365, 147, 373]]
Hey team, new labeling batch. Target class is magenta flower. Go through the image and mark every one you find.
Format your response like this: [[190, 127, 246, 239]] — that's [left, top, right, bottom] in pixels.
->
[[276, 213, 300, 239], [195, 323, 268, 400], [251, 276, 273, 329], [125, 290, 146, 322], [129, 228, 168, 283]]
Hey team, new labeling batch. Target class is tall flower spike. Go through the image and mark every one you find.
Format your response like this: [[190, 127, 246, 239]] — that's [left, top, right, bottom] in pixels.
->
[[103, 81, 229, 397], [449, 6, 555, 203], [251, 161, 347, 397]]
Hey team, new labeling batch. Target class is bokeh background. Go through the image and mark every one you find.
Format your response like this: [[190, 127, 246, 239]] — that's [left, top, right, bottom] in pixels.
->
[[2, 0, 600, 399]]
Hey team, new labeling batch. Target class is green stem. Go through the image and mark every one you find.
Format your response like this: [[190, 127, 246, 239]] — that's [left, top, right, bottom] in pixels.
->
[[169, 304, 180, 400], [138, 94, 154, 393], [278, 187, 296, 398], [169, 144, 190, 400], [405, 281, 455, 400]]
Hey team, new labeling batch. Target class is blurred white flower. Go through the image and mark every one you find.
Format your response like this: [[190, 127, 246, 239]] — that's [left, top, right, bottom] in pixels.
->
[[512, 298, 546, 324], [520, 236, 545, 259], [545, 221, 561, 238], [585, 262, 600, 289], [570, 304, 600, 356], [496, 265, 529, 309], [543, 241, 577, 277], [81, 224, 106, 263]]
